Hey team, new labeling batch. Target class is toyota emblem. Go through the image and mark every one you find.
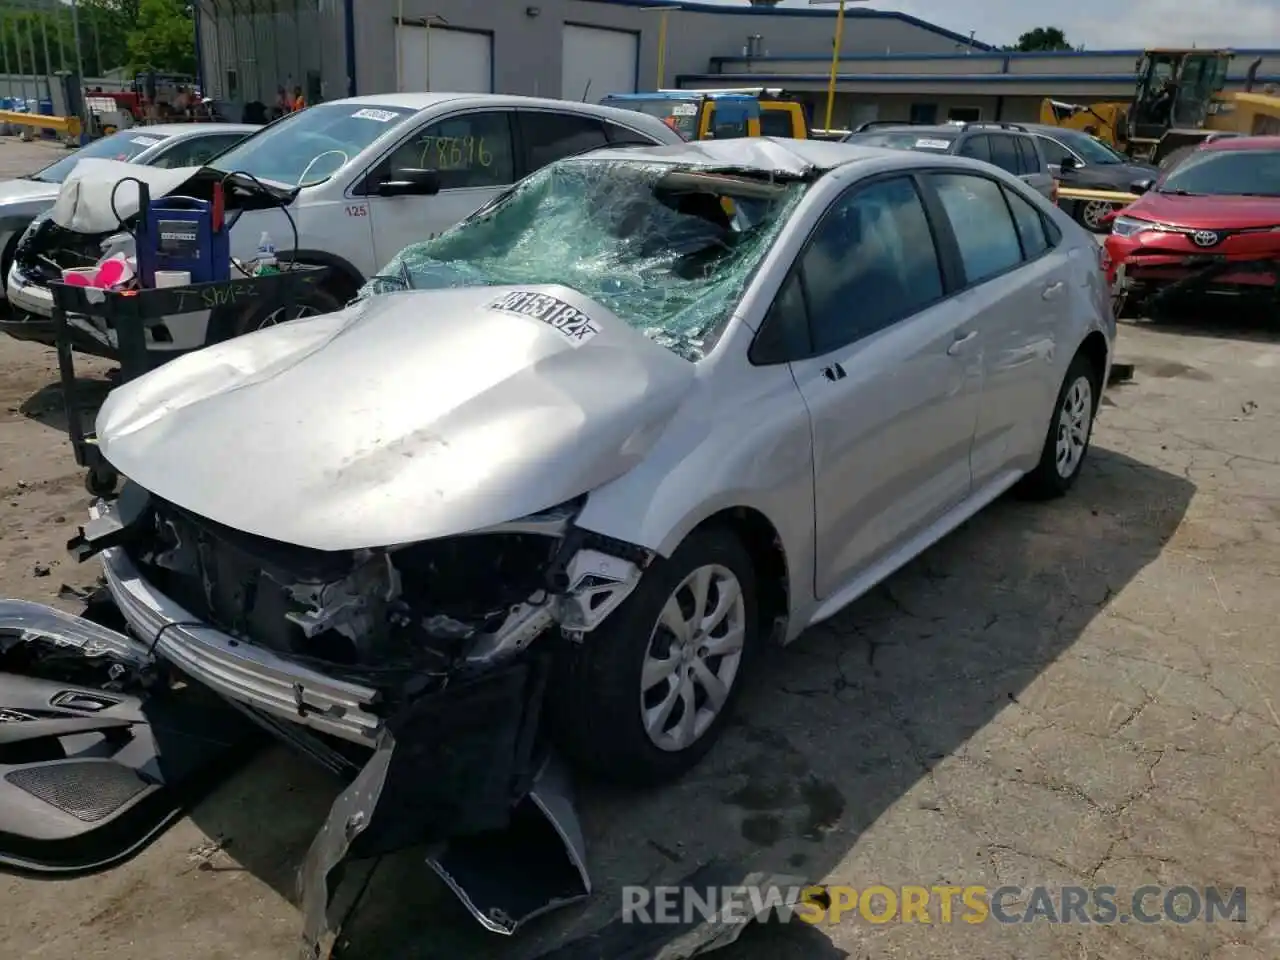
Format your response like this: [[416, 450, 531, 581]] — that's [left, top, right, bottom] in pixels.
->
[[1191, 230, 1221, 247]]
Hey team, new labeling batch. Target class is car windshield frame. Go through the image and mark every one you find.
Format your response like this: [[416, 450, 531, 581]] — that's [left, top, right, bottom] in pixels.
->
[[27, 130, 171, 183], [1055, 130, 1127, 165], [361, 157, 808, 362], [844, 130, 957, 153], [206, 101, 420, 188], [1156, 148, 1280, 197]]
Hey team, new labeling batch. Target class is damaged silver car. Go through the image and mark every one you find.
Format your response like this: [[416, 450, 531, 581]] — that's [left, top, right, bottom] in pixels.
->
[[16, 139, 1113, 953]]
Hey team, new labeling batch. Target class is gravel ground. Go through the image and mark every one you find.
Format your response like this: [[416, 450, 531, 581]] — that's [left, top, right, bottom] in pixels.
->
[[0, 135, 1275, 960]]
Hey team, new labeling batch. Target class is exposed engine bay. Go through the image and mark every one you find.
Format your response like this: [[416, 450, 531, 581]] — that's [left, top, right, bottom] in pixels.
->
[[49, 480, 659, 956]]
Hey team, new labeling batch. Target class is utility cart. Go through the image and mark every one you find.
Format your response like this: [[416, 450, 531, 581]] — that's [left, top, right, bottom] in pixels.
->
[[51, 266, 330, 497]]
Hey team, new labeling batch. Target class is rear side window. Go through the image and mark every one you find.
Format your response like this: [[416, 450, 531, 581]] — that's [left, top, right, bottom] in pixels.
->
[[930, 173, 1024, 285], [759, 109, 794, 138], [1003, 187, 1051, 259], [519, 112, 609, 169], [1014, 137, 1041, 174], [987, 135, 1019, 175], [958, 135, 991, 163], [603, 121, 663, 146]]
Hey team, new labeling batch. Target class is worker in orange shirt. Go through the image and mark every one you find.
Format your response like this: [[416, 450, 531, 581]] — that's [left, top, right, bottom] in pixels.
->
[[291, 85, 307, 111]]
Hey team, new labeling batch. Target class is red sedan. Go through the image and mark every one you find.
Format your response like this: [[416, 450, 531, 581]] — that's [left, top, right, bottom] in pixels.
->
[[1103, 136, 1280, 316]]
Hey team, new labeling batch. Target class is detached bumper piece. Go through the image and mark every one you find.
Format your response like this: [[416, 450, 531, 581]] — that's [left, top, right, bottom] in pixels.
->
[[300, 658, 591, 959], [0, 600, 258, 873]]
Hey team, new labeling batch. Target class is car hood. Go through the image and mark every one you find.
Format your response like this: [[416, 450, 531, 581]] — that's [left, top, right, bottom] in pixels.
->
[[1072, 162, 1157, 189], [0, 177, 59, 208], [1126, 192, 1280, 230], [95, 285, 696, 551], [48, 159, 201, 234]]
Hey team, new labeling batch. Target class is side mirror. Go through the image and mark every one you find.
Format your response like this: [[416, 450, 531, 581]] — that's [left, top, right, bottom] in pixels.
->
[[1059, 155, 1078, 172], [1130, 178, 1155, 195], [376, 167, 441, 197]]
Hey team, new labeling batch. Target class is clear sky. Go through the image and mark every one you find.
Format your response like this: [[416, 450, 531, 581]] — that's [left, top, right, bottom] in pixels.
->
[[694, 0, 1280, 52]]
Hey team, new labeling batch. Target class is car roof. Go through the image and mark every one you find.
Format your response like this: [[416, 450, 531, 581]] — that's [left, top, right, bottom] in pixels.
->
[[1200, 135, 1280, 152], [566, 136, 900, 177], [130, 122, 259, 137], [850, 124, 960, 136]]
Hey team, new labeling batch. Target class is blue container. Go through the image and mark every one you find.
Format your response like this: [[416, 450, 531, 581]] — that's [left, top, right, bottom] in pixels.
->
[[136, 193, 231, 287]]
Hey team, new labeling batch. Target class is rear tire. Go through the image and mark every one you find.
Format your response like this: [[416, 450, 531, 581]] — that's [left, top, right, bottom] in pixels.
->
[[226, 284, 342, 340], [549, 527, 759, 787], [1015, 351, 1101, 500]]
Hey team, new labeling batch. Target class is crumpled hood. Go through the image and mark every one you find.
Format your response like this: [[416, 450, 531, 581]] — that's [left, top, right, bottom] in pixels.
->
[[96, 285, 696, 551], [48, 159, 201, 234], [1128, 192, 1280, 231]]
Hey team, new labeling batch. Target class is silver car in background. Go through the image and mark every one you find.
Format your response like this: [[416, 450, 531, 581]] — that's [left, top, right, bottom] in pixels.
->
[[78, 138, 1113, 790]]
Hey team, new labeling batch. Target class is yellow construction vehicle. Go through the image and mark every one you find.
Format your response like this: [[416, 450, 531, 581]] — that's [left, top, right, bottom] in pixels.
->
[[1040, 49, 1280, 165]]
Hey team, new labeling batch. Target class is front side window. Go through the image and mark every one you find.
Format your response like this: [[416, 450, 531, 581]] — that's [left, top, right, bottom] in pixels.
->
[[801, 176, 945, 355], [366, 158, 806, 361], [384, 111, 516, 189], [958, 135, 991, 163], [931, 173, 1024, 285], [207, 101, 418, 187], [29, 130, 170, 183], [1035, 135, 1075, 167], [1157, 149, 1280, 197]]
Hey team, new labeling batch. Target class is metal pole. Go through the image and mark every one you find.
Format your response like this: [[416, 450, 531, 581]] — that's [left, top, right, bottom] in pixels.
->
[[91, 7, 102, 79], [26, 7, 41, 104], [69, 0, 86, 124], [824, 0, 846, 131], [395, 0, 403, 91], [246, 0, 260, 101], [657, 11, 668, 89], [0, 10, 11, 103], [424, 18, 431, 91], [293, 0, 303, 96], [14, 10, 31, 108], [40, 0, 55, 99]]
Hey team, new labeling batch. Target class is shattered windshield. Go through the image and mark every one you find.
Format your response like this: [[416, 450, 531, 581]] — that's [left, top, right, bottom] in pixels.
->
[[364, 158, 806, 361]]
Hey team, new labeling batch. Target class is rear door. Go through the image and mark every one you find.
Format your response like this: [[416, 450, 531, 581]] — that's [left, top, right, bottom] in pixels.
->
[[924, 171, 1068, 486]]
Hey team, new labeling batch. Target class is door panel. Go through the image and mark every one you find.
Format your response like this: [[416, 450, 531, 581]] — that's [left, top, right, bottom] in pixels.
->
[[929, 173, 1065, 484], [778, 175, 982, 598], [364, 111, 515, 266]]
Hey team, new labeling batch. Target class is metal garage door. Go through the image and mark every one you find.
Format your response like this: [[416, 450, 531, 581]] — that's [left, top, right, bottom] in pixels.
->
[[396, 25, 492, 93], [561, 24, 638, 102]]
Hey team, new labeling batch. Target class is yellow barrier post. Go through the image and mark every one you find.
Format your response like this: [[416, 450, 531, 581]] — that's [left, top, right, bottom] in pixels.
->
[[810, 0, 870, 132]]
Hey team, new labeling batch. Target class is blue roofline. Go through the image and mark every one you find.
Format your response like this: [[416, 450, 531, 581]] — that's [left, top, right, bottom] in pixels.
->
[[677, 72, 1280, 86], [709, 47, 1280, 64], [575, 0, 996, 52]]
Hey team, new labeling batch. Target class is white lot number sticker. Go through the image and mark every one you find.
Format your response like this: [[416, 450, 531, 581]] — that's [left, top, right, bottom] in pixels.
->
[[487, 291, 600, 345], [915, 138, 952, 150], [352, 108, 399, 122], [131, 136, 161, 147], [671, 103, 698, 116]]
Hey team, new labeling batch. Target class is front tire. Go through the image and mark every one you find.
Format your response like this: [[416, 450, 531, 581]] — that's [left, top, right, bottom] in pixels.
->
[[550, 527, 758, 786], [1016, 352, 1100, 500], [1074, 199, 1115, 234]]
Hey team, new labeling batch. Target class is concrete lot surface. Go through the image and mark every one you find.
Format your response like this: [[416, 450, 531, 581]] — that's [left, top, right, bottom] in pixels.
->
[[0, 135, 1276, 960]]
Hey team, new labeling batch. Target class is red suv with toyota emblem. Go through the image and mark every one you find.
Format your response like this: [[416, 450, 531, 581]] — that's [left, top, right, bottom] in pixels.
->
[[1103, 136, 1280, 317]]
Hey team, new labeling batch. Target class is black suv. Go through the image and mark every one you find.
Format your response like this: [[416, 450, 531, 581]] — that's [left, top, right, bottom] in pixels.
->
[[843, 121, 1055, 202]]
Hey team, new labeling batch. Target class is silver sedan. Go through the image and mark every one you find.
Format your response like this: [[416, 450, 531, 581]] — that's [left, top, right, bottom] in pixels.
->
[[79, 137, 1114, 789]]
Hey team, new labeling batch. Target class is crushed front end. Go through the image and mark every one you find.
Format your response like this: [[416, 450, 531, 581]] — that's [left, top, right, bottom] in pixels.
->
[[1105, 220, 1280, 314], [66, 480, 655, 956]]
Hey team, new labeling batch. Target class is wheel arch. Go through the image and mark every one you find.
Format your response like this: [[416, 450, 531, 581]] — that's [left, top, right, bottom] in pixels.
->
[[279, 248, 364, 303], [1077, 329, 1110, 397], [684, 505, 791, 647]]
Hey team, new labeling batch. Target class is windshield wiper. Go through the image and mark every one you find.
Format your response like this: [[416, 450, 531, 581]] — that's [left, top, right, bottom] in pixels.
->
[[1158, 188, 1203, 196]]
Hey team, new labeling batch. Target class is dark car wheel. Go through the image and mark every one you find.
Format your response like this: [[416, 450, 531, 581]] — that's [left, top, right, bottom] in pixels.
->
[[1074, 199, 1117, 234], [549, 527, 759, 786], [1016, 351, 1101, 500]]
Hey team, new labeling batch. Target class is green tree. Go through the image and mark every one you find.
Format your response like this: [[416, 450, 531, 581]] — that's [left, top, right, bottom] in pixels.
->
[[126, 0, 195, 75], [1007, 27, 1072, 52]]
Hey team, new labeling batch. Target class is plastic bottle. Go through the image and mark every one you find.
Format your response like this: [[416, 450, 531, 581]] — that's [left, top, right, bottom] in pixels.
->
[[253, 231, 279, 276]]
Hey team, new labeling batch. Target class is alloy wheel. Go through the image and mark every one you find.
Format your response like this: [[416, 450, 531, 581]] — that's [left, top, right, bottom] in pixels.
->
[[640, 564, 746, 753], [1081, 200, 1114, 232], [1055, 375, 1093, 479]]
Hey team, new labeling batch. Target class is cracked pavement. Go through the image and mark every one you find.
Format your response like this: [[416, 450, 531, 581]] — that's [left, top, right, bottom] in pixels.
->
[[0, 136, 1276, 959]]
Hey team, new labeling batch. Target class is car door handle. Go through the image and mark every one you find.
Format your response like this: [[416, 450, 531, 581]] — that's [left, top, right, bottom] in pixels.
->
[[947, 331, 978, 356], [1042, 281, 1065, 300]]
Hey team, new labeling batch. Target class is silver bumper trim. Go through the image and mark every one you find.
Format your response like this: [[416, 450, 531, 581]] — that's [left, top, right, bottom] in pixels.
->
[[95, 517, 382, 745]]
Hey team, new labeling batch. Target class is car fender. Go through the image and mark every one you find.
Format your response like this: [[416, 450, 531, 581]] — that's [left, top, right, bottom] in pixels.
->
[[572, 360, 816, 625]]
